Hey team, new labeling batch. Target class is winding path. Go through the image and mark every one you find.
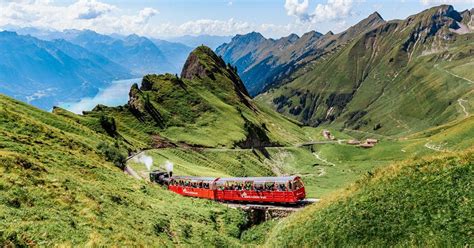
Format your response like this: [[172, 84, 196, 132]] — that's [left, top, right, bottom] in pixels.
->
[[434, 64, 474, 85], [312, 152, 336, 166], [458, 99, 469, 117]]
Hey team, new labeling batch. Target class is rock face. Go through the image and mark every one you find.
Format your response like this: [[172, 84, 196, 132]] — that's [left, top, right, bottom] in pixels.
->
[[181, 46, 227, 80]]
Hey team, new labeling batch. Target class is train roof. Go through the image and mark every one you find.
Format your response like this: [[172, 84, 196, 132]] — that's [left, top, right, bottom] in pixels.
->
[[170, 176, 300, 183], [171, 176, 217, 182], [217, 176, 299, 183]]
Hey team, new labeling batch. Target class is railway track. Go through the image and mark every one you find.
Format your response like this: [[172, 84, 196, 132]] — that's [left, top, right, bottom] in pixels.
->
[[224, 198, 320, 211], [224, 199, 320, 221]]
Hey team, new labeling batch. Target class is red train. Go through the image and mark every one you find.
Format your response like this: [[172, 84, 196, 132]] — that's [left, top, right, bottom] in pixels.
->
[[150, 172, 306, 204]]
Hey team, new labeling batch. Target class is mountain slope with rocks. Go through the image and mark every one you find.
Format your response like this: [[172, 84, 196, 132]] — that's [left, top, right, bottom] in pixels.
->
[[258, 5, 474, 136], [216, 12, 386, 95]]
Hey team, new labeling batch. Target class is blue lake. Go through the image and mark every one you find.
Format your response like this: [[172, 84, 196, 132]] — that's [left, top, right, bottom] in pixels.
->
[[59, 78, 142, 114]]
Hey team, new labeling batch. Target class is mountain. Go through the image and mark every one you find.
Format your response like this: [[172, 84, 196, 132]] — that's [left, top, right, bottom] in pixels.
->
[[216, 12, 386, 95], [258, 5, 474, 136], [76, 46, 317, 148], [13, 27, 195, 75], [62, 30, 177, 75], [0, 31, 132, 109], [166, 34, 232, 50], [1, 38, 473, 246]]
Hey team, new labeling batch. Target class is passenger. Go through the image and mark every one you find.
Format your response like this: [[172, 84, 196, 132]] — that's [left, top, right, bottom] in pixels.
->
[[245, 183, 252, 190], [279, 184, 286, 191]]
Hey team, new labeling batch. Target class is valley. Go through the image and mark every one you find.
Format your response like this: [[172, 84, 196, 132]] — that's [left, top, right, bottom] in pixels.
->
[[0, 3, 473, 247]]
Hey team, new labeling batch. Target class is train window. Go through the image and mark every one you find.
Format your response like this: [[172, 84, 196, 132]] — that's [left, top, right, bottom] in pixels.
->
[[254, 183, 264, 191], [264, 182, 275, 191], [244, 181, 253, 190], [277, 183, 287, 191]]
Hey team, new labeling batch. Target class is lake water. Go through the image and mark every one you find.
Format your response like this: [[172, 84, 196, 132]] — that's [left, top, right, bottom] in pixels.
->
[[59, 78, 142, 114]]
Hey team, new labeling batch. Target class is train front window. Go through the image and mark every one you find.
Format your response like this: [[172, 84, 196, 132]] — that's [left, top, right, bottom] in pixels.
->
[[293, 179, 304, 190]]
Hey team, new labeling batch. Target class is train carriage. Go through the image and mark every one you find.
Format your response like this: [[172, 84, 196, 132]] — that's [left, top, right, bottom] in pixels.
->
[[168, 176, 218, 200], [215, 176, 305, 203], [154, 173, 306, 204]]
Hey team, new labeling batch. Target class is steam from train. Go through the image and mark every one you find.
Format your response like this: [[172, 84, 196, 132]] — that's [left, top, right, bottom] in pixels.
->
[[133, 153, 153, 171]]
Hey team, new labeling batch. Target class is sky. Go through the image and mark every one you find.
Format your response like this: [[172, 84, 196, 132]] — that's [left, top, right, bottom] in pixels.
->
[[0, 0, 473, 38]]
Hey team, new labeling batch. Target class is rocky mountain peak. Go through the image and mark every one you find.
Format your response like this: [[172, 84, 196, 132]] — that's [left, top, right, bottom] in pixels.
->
[[286, 33, 300, 42], [180, 45, 227, 80], [233, 31, 266, 43], [325, 31, 334, 36], [368, 11, 384, 22], [299, 30, 323, 41]]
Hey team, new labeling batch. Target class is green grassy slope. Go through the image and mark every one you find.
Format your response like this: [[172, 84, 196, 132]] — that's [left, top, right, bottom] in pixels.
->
[[128, 116, 473, 199], [259, 5, 474, 136], [267, 150, 473, 247], [68, 46, 323, 149], [0, 95, 250, 246]]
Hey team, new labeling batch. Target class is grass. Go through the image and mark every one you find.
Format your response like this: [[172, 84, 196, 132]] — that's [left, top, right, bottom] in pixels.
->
[[0, 95, 251, 247], [1, 40, 472, 246], [266, 149, 474, 247]]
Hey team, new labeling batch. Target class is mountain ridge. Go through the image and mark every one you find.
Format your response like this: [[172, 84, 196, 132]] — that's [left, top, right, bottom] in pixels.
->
[[216, 11, 386, 95], [0, 31, 132, 109], [258, 5, 473, 136]]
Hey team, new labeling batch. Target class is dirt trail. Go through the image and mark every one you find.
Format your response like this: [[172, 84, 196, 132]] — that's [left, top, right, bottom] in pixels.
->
[[389, 115, 412, 132], [458, 99, 469, 117], [424, 142, 448, 152], [312, 152, 336, 166], [435, 64, 474, 85]]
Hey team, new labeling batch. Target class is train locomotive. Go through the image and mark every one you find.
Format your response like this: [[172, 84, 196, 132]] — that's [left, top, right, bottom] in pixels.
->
[[150, 170, 306, 204]]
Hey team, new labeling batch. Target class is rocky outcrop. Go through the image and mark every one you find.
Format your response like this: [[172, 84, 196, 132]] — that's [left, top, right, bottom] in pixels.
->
[[127, 83, 165, 128], [181, 46, 227, 80]]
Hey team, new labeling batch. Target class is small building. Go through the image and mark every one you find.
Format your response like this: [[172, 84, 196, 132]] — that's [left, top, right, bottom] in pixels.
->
[[366, 139, 379, 144], [359, 143, 375, 149], [322, 130, 331, 140], [322, 130, 335, 140], [347, 139, 361, 145]]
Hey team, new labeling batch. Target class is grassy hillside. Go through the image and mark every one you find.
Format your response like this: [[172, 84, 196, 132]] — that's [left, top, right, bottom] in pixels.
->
[[267, 150, 473, 247], [66, 46, 324, 149], [128, 116, 473, 199], [0, 95, 251, 246], [259, 5, 473, 136], [1, 29, 472, 247]]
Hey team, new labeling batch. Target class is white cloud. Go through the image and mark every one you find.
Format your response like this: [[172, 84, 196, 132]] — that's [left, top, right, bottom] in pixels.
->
[[0, 0, 348, 38], [284, 0, 355, 23], [285, 0, 310, 20], [157, 18, 251, 36], [0, 0, 158, 35], [72, 0, 115, 20], [420, 0, 474, 5]]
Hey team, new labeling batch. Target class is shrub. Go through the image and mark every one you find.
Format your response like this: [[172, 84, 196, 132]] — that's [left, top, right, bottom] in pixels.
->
[[97, 142, 126, 169], [99, 115, 117, 136]]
